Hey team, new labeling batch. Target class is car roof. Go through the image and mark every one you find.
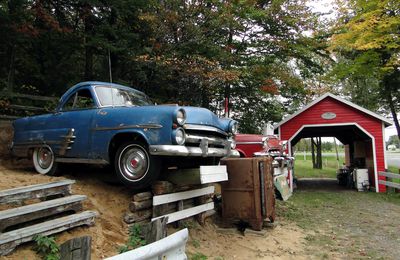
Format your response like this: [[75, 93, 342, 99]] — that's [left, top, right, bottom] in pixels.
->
[[60, 81, 145, 103]]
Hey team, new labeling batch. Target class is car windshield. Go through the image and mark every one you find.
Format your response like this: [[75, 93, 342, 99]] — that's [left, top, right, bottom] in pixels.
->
[[95, 86, 152, 107]]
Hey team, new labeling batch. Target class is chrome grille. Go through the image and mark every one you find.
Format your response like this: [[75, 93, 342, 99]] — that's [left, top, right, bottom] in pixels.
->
[[183, 125, 229, 148]]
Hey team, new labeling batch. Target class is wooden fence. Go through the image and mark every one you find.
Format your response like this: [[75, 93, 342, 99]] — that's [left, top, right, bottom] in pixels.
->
[[378, 171, 400, 190], [0, 92, 57, 120]]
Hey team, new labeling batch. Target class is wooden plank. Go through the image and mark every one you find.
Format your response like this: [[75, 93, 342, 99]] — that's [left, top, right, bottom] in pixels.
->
[[140, 218, 168, 244], [379, 171, 400, 179], [197, 209, 216, 225], [123, 209, 152, 224], [152, 181, 174, 195], [0, 210, 97, 256], [153, 199, 196, 218], [0, 115, 19, 120], [200, 165, 228, 184], [0, 179, 75, 204], [133, 192, 153, 202], [152, 202, 214, 224], [153, 186, 214, 206], [166, 168, 201, 185], [0, 195, 86, 231], [9, 104, 47, 112], [379, 180, 400, 189], [6, 93, 57, 102], [60, 236, 92, 260], [129, 200, 152, 212]]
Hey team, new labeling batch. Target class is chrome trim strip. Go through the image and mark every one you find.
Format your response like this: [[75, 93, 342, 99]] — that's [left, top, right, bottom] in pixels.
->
[[185, 134, 227, 146], [236, 141, 263, 145], [93, 124, 163, 131], [13, 140, 62, 146], [59, 128, 75, 156], [149, 145, 239, 158], [55, 158, 109, 164], [183, 124, 227, 136]]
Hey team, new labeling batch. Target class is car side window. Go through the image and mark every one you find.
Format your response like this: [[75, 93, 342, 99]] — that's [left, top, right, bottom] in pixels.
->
[[62, 89, 95, 111]]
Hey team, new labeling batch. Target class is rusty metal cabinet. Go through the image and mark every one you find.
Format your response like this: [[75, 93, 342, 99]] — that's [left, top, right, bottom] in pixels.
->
[[220, 157, 275, 231]]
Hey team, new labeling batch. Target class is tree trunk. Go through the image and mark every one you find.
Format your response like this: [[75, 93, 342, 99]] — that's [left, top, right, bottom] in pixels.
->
[[311, 137, 322, 169], [84, 45, 93, 80], [334, 138, 340, 168], [387, 92, 400, 139], [316, 137, 322, 169], [224, 29, 233, 117], [83, 5, 94, 81], [311, 138, 316, 168], [7, 45, 16, 92]]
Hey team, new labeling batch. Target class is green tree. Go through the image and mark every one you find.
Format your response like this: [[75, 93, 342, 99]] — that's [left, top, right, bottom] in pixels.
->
[[0, 0, 327, 133], [330, 0, 400, 138]]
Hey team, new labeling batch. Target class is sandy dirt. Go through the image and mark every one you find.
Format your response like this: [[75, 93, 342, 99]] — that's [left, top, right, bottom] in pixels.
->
[[3, 160, 399, 260], [0, 160, 132, 260], [0, 159, 312, 260]]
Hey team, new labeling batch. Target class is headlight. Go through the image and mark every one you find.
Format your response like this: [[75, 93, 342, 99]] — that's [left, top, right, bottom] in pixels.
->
[[175, 109, 186, 126], [229, 121, 238, 134], [173, 128, 186, 145]]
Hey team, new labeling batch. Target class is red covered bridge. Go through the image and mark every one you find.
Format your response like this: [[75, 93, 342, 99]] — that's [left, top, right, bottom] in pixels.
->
[[275, 93, 392, 193]]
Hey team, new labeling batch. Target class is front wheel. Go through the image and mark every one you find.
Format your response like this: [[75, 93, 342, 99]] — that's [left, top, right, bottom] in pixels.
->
[[32, 146, 58, 176], [114, 142, 161, 189]]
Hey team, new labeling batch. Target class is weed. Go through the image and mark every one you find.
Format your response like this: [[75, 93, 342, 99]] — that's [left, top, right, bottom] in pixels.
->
[[190, 252, 207, 260], [33, 235, 60, 260], [118, 245, 129, 254], [192, 239, 200, 248], [128, 224, 146, 248], [118, 224, 147, 254]]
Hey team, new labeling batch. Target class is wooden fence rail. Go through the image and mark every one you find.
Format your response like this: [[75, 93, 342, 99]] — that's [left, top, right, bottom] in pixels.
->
[[0, 92, 57, 120], [378, 171, 400, 190]]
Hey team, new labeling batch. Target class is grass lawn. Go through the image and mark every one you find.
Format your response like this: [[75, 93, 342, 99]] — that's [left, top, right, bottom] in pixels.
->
[[294, 154, 399, 180], [277, 190, 400, 259], [294, 153, 345, 178]]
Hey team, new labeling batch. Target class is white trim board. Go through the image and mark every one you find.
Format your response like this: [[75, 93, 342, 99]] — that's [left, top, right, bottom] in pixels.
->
[[152, 202, 214, 224], [287, 123, 379, 193], [274, 93, 392, 129], [153, 186, 214, 206], [382, 122, 388, 170], [200, 165, 228, 184]]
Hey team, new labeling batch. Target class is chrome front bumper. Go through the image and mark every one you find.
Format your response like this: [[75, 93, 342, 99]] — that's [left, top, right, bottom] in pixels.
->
[[149, 145, 240, 158]]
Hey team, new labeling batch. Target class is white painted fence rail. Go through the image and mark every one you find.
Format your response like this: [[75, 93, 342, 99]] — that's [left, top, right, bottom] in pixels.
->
[[105, 228, 188, 260], [151, 186, 215, 224], [379, 171, 400, 190]]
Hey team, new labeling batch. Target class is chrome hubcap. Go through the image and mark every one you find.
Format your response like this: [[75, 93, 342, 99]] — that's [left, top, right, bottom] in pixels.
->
[[120, 146, 148, 180], [37, 147, 53, 169]]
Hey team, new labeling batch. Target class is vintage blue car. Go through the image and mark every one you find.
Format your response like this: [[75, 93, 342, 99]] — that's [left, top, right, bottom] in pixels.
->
[[11, 82, 239, 188]]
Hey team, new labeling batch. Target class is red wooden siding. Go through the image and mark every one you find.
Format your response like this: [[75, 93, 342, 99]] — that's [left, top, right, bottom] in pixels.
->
[[279, 97, 386, 192]]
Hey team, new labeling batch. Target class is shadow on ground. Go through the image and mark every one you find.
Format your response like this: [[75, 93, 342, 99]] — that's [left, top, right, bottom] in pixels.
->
[[295, 178, 350, 191]]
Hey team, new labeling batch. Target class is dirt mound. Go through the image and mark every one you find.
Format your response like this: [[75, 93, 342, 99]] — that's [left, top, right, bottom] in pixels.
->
[[1, 160, 311, 259]]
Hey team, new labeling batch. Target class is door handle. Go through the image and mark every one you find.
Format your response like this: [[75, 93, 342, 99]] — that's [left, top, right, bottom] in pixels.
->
[[98, 110, 107, 116]]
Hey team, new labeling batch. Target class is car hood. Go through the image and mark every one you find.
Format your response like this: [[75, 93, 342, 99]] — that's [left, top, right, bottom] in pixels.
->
[[178, 106, 231, 131], [96, 105, 233, 133]]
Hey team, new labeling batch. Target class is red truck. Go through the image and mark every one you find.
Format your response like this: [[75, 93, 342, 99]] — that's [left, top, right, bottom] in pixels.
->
[[235, 134, 285, 158]]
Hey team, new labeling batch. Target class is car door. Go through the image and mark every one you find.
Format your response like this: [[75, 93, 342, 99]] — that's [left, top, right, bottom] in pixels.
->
[[46, 87, 97, 158]]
